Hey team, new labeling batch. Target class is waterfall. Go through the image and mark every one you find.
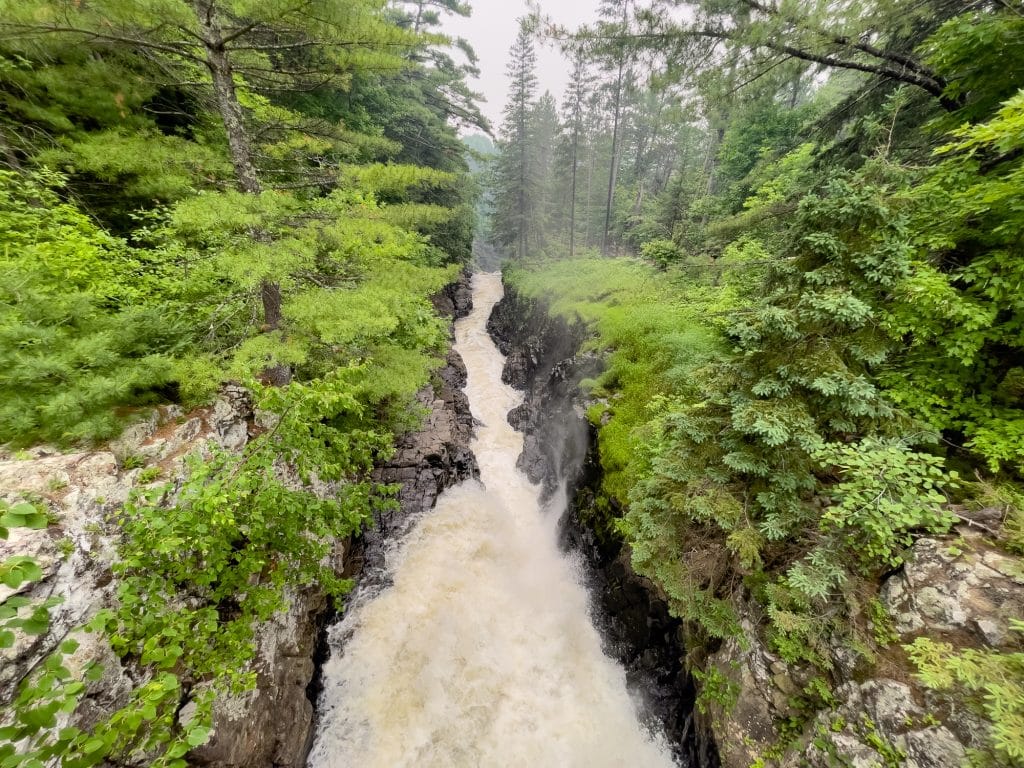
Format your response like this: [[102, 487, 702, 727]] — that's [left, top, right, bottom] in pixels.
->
[[307, 273, 676, 768]]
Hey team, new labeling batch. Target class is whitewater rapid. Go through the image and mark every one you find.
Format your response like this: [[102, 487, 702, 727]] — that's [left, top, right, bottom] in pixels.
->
[[307, 272, 675, 768]]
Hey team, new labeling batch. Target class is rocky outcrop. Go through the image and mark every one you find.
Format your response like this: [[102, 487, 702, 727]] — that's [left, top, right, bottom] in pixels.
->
[[189, 585, 335, 767], [487, 282, 715, 767], [793, 680, 966, 768], [486, 281, 595, 492], [881, 532, 1024, 649], [369, 347, 477, 544], [705, 526, 1024, 768], [0, 391, 271, 763], [193, 273, 477, 766]]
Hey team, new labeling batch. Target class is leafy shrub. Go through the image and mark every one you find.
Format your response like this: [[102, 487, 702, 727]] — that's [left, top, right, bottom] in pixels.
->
[[907, 624, 1024, 767], [881, 93, 1024, 476], [814, 438, 957, 570], [640, 238, 682, 268]]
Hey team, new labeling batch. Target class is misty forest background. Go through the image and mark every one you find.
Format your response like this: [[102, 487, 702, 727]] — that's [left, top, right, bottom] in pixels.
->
[[0, 0, 1023, 766]]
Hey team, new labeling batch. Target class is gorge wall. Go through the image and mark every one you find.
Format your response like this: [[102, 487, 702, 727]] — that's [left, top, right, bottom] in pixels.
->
[[487, 283, 719, 768], [486, 278, 1024, 768], [0, 274, 478, 768]]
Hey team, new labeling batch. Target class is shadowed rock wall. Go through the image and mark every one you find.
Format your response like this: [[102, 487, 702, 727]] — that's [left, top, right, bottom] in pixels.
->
[[487, 282, 718, 768]]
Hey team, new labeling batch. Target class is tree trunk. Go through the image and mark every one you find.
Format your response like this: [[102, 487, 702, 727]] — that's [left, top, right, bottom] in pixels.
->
[[194, 0, 261, 194], [602, 55, 624, 255], [518, 88, 528, 259], [570, 118, 579, 258], [0, 129, 21, 171], [602, 0, 630, 256], [193, 0, 289, 384], [584, 127, 595, 249], [413, 0, 425, 32]]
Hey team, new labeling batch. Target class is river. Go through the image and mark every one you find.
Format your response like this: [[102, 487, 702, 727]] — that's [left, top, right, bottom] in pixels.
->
[[307, 272, 676, 768]]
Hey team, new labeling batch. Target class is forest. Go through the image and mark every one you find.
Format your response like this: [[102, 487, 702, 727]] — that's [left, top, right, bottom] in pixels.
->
[[487, 0, 1024, 764], [1, 0, 1023, 765]]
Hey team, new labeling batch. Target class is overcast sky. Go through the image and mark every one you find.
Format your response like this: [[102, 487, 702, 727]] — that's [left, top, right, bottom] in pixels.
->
[[446, 0, 602, 133]]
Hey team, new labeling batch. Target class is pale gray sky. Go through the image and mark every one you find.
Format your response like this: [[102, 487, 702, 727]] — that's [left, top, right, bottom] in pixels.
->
[[447, 0, 602, 132]]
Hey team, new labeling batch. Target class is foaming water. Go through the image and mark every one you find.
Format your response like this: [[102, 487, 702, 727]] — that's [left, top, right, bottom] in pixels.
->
[[307, 273, 676, 768]]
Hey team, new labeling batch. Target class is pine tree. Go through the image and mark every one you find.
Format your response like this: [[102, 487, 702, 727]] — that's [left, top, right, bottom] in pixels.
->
[[526, 92, 561, 254], [490, 19, 538, 259], [597, 0, 632, 254], [1, 0, 418, 382], [563, 51, 590, 257]]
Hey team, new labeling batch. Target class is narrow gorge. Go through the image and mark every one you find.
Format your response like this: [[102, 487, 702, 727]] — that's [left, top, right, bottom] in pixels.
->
[[2, 1, 1023, 765], [307, 272, 681, 767]]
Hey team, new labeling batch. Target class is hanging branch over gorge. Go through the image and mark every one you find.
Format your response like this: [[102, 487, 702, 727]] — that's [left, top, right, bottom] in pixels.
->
[[536, 0, 973, 112], [0, 1, 425, 115]]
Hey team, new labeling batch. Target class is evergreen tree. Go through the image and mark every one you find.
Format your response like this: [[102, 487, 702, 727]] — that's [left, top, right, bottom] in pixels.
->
[[525, 92, 561, 255], [490, 19, 538, 259], [2, 0, 422, 382], [596, 0, 633, 254], [562, 51, 590, 257]]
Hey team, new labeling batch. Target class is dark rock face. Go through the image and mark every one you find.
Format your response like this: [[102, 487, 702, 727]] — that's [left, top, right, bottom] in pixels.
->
[[363, 345, 478, 573], [486, 285, 595, 494], [198, 272, 478, 767], [359, 272, 479, 580], [190, 586, 332, 768], [430, 271, 474, 322], [487, 282, 718, 768]]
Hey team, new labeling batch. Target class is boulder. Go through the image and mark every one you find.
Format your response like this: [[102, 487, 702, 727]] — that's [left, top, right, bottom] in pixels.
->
[[881, 534, 1024, 649], [706, 618, 790, 768], [796, 680, 966, 768]]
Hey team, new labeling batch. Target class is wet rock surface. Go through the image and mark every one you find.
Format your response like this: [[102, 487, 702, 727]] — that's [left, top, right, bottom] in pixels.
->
[[354, 273, 479, 584], [707, 525, 1024, 768], [486, 282, 596, 493], [368, 347, 478, 549], [488, 282, 716, 768]]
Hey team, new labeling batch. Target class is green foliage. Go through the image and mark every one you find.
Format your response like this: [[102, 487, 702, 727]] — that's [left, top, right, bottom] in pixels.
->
[[108, 371, 389, 691], [508, 257, 723, 501], [0, 500, 49, 542], [693, 664, 740, 716], [815, 438, 957, 569], [36, 129, 231, 208], [0, 170, 185, 446], [907, 624, 1024, 767], [0, 0, 481, 763], [923, 10, 1024, 123], [136, 467, 162, 484], [640, 238, 682, 268], [494, 3, 1024, 764], [882, 93, 1024, 475]]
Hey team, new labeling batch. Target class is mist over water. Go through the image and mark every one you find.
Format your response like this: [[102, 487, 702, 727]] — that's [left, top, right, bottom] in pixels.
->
[[307, 273, 675, 768]]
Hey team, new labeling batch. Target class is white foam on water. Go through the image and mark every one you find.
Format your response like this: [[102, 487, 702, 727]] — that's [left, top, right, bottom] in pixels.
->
[[307, 273, 676, 768]]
